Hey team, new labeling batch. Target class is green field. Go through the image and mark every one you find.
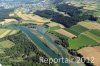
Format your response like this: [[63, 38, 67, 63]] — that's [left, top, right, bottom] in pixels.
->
[[68, 29, 100, 49], [49, 26, 61, 31], [82, 31, 100, 43], [69, 25, 88, 35], [68, 34, 98, 49], [42, 17, 48, 20], [89, 29, 100, 37], [64, 28, 78, 36], [25, 20, 36, 22]]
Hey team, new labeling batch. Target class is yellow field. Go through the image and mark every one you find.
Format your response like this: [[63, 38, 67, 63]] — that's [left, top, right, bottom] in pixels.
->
[[0, 29, 19, 38], [0, 29, 8, 35], [16, 12, 51, 25], [78, 46, 100, 66], [9, 30, 19, 35], [78, 22, 100, 30], [17, 12, 30, 20], [24, 14, 50, 22], [47, 22, 65, 28], [83, 4, 97, 10], [0, 30, 11, 38], [0, 19, 17, 24], [55, 29, 77, 39]]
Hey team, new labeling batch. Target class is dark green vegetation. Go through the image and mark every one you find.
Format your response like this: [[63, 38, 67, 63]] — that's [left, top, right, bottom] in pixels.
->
[[69, 25, 89, 35], [34, 4, 97, 27], [0, 31, 55, 66]]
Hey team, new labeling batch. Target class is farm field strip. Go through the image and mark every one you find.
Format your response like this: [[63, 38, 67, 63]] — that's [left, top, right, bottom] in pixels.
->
[[89, 29, 100, 37], [9, 30, 19, 35], [78, 22, 100, 30], [0, 19, 17, 24], [69, 25, 89, 35], [81, 31, 100, 43], [0, 29, 8, 35], [24, 14, 50, 23], [47, 22, 65, 28], [0, 29, 19, 38], [55, 29, 77, 39], [0, 30, 11, 38], [49, 26, 61, 31], [17, 12, 30, 20], [64, 28, 79, 36]]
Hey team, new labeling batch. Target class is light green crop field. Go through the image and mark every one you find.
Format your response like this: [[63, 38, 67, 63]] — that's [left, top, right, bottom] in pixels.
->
[[68, 34, 98, 49], [89, 29, 100, 37], [0, 40, 15, 49], [69, 25, 89, 35], [68, 29, 100, 50], [81, 31, 100, 43], [49, 26, 61, 31], [25, 20, 36, 22], [64, 28, 78, 36]]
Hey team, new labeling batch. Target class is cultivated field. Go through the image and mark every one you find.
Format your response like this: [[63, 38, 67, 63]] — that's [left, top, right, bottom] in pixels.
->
[[83, 4, 97, 10], [89, 29, 100, 37], [0, 19, 17, 24], [17, 12, 50, 25], [81, 31, 100, 43], [0, 29, 8, 35], [78, 22, 100, 30], [47, 22, 65, 28], [17, 12, 30, 20], [68, 28, 100, 49], [49, 26, 61, 31], [68, 34, 98, 49], [78, 46, 100, 66], [55, 29, 77, 39], [0, 29, 11, 38], [24, 14, 50, 23], [69, 25, 89, 35], [0, 29, 19, 38]]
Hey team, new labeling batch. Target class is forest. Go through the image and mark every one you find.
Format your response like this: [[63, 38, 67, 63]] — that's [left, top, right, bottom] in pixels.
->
[[0, 32, 55, 66], [34, 4, 97, 27]]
